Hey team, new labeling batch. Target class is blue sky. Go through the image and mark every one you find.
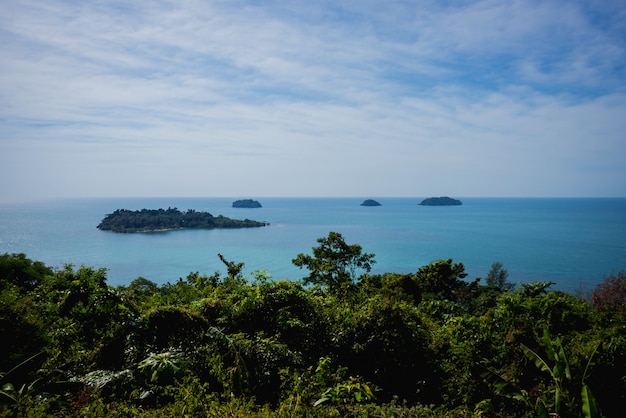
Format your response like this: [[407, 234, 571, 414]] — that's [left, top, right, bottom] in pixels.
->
[[1, 0, 625, 198]]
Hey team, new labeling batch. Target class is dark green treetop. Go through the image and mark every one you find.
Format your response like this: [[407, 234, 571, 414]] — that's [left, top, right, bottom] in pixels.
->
[[292, 231, 376, 293], [415, 258, 467, 300], [485, 261, 514, 291]]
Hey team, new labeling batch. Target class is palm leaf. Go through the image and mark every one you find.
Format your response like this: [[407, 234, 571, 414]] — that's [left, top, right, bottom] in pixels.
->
[[541, 326, 557, 364], [481, 366, 532, 408], [581, 384, 600, 418], [557, 341, 572, 380], [520, 343, 555, 380]]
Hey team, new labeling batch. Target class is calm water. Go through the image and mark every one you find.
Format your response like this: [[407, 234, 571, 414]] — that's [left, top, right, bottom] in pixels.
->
[[1, 197, 624, 292]]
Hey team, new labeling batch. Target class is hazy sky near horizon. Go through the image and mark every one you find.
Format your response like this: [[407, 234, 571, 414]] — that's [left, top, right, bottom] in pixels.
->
[[1, 0, 625, 199]]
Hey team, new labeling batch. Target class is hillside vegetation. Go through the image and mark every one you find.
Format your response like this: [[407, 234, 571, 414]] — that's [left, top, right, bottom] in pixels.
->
[[1, 232, 624, 417], [97, 207, 268, 232]]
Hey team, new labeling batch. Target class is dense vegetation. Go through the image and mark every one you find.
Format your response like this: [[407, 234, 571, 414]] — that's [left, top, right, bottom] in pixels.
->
[[232, 199, 263, 208], [97, 207, 268, 232], [419, 197, 463, 206], [1, 233, 625, 417], [360, 199, 382, 206]]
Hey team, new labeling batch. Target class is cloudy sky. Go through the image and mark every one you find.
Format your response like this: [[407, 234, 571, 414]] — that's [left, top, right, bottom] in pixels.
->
[[1, 0, 625, 198]]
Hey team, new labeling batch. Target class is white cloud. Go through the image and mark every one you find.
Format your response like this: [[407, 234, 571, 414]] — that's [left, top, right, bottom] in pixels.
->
[[1, 0, 625, 198]]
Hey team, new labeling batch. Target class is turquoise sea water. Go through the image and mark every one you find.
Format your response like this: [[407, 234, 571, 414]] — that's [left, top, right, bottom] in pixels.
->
[[1, 197, 625, 292]]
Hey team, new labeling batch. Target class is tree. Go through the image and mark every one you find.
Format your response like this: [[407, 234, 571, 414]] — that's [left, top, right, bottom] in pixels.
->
[[415, 259, 467, 300], [485, 261, 513, 291], [218, 253, 245, 280], [0, 252, 53, 292], [292, 232, 375, 293]]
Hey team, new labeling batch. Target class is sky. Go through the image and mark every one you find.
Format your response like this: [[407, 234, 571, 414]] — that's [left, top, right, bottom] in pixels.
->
[[1, 0, 625, 199]]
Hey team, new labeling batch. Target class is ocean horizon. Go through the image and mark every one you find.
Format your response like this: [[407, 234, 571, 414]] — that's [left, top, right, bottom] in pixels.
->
[[1, 197, 625, 293]]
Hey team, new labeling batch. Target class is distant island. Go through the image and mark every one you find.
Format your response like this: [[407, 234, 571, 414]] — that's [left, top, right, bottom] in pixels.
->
[[360, 199, 382, 206], [419, 196, 462, 206], [97, 207, 268, 233], [232, 199, 262, 208]]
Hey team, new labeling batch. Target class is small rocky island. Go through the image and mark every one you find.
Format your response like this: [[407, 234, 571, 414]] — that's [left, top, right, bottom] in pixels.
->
[[419, 196, 462, 206], [360, 199, 382, 206], [97, 207, 268, 233], [232, 199, 262, 208]]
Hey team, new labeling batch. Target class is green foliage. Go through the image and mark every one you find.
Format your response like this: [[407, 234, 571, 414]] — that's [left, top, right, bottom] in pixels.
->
[[415, 259, 468, 300], [0, 253, 53, 292], [225, 279, 325, 360], [142, 306, 208, 349], [0, 351, 83, 417], [493, 289, 595, 340], [281, 356, 376, 414], [80, 369, 134, 399], [235, 333, 303, 404], [315, 376, 375, 407], [125, 277, 159, 299], [218, 253, 246, 281], [292, 231, 376, 294], [361, 273, 422, 305], [0, 289, 47, 371], [520, 280, 555, 297], [587, 330, 626, 417], [0, 254, 55, 370], [1, 248, 624, 417], [485, 261, 514, 291], [0, 352, 46, 406], [429, 314, 498, 408], [519, 326, 601, 417], [138, 351, 184, 385]]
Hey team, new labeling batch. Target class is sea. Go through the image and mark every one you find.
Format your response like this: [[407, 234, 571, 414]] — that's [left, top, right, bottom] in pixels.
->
[[1, 197, 625, 293]]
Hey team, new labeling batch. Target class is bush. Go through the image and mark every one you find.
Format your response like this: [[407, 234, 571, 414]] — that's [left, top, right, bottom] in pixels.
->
[[142, 306, 208, 349], [591, 271, 626, 311]]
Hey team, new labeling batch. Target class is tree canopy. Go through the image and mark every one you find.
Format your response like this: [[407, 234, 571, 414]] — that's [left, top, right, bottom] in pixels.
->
[[292, 231, 376, 293], [1, 242, 624, 417]]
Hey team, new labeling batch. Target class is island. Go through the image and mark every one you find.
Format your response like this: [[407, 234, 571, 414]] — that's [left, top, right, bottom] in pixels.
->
[[232, 199, 262, 208], [360, 199, 382, 206], [97, 207, 269, 233], [419, 196, 462, 206]]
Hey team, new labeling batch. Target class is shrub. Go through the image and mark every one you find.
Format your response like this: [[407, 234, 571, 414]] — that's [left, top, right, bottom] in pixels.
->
[[142, 306, 208, 349], [591, 271, 626, 311]]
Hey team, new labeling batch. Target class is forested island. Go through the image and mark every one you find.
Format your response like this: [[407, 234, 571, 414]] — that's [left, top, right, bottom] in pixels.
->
[[360, 199, 382, 206], [419, 196, 463, 206], [1, 233, 624, 417], [233, 199, 262, 208], [97, 207, 268, 233]]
